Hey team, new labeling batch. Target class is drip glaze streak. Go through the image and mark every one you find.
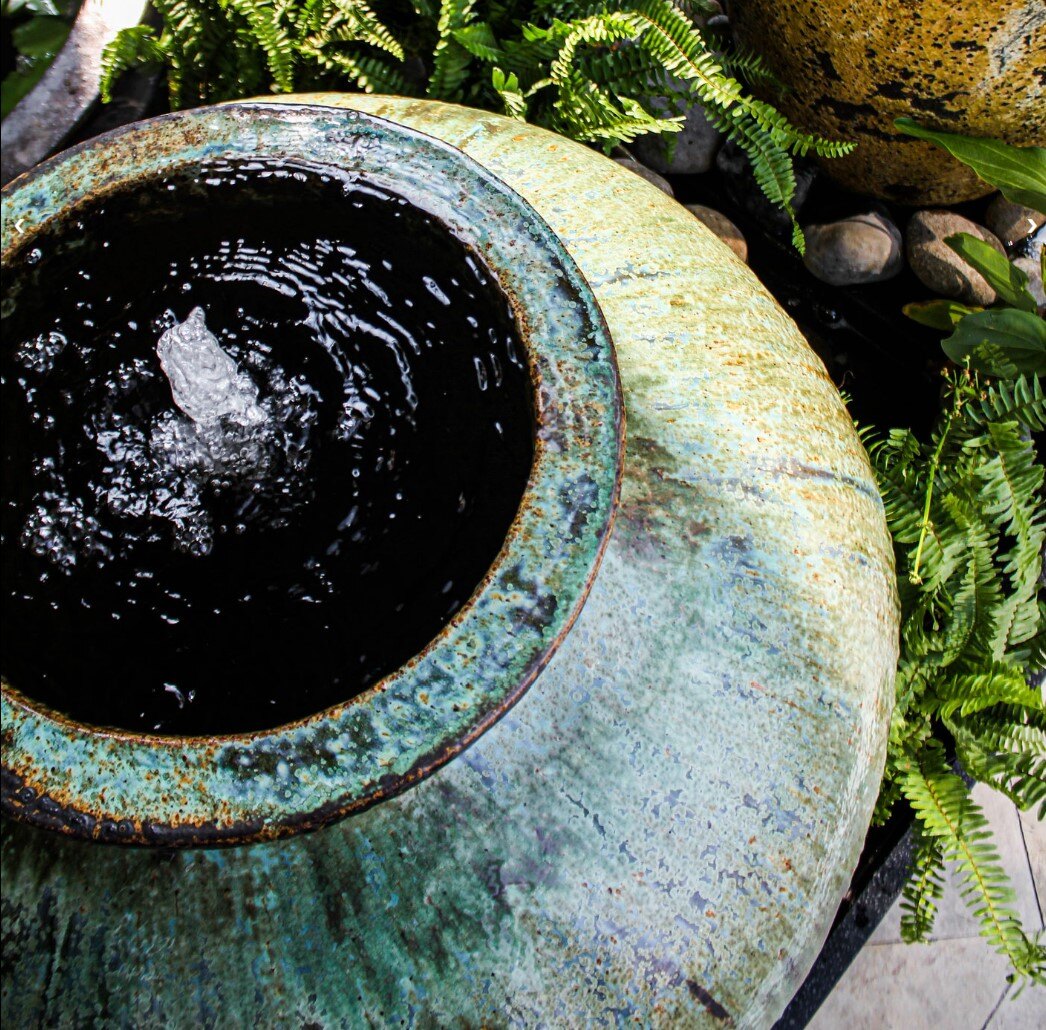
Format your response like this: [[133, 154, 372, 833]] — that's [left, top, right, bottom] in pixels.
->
[[1, 159, 534, 735]]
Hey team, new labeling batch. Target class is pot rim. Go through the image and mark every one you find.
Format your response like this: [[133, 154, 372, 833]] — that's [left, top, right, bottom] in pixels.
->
[[0, 102, 623, 846]]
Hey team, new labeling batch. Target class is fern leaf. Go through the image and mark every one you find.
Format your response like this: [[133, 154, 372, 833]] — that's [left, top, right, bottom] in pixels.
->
[[99, 27, 171, 103], [924, 664, 1043, 719], [429, 0, 478, 99], [222, 0, 297, 93], [899, 740, 1046, 983], [952, 714, 1046, 814], [453, 23, 503, 62], [975, 421, 1045, 594], [960, 373, 1046, 436], [321, 0, 406, 60], [900, 825, 947, 942], [937, 495, 1004, 664], [492, 66, 527, 118]]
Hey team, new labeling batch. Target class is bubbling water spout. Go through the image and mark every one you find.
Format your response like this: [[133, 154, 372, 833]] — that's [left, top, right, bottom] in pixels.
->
[[156, 307, 265, 426]]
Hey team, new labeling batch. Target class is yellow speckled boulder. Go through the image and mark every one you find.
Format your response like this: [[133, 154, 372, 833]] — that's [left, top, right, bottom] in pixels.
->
[[729, 0, 1046, 205]]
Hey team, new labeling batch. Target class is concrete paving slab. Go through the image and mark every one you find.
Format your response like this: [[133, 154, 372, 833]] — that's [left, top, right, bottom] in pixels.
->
[[810, 937, 1011, 1030], [1016, 804, 1044, 927], [984, 980, 1046, 1029]]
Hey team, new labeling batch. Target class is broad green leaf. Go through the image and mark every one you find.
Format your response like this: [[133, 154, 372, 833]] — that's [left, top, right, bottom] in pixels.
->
[[1, 63, 48, 119], [904, 299, 980, 330], [2, 1, 63, 15], [942, 308, 1046, 375], [944, 233, 1037, 312], [895, 119, 1046, 213], [452, 23, 502, 62], [12, 14, 70, 60]]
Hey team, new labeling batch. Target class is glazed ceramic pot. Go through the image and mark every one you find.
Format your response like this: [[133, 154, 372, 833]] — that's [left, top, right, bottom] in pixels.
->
[[729, 0, 1046, 204], [1, 97, 898, 1027]]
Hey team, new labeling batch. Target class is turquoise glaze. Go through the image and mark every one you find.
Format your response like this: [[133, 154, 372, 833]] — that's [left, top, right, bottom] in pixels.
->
[[1, 104, 622, 843], [1, 97, 898, 1027]]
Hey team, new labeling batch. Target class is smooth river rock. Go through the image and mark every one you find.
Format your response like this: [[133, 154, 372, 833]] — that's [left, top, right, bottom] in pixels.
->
[[802, 211, 903, 285], [906, 211, 1006, 306], [632, 97, 723, 174], [730, 0, 1046, 205], [684, 203, 748, 262], [1014, 255, 1045, 313], [612, 156, 674, 197], [985, 195, 1046, 250]]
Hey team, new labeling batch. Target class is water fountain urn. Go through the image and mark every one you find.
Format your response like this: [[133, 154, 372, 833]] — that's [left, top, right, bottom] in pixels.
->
[[1, 97, 898, 1027]]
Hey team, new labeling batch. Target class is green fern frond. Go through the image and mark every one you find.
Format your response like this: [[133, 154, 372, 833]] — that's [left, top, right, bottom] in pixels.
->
[[453, 22, 503, 61], [99, 27, 171, 103], [900, 825, 947, 942], [99, 0, 852, 238], [429, 0, 478, 99], [965, 374, 1046, 434], [492, 66, 527, 118], [701, 103, 802, 249], [338, 0, 406, 58], [740, 96, 855, 159], [899, 740, 1046, 984], [223, 0, 297, 93], [704, 35, 779, 90], [937, 496, 1004, 663], [959, 704, 1046, 758], [869, 367, 1045, 918], [923, 664, 1043, 719], [307, 45, 411, 93], [952, 714, 1046, 814], [974, 421, 1045, 590]]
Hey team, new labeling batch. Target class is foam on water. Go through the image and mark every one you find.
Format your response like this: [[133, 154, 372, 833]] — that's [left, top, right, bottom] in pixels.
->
[[156, 306, 266, 427]]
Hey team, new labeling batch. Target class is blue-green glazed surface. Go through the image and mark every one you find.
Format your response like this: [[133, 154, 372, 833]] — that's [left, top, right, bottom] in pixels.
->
[[1, 96, 898, 1027], [1, 103, 622, 844]]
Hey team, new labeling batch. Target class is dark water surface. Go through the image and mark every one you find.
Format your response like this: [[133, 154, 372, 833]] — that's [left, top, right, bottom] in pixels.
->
[[2, 159, 534, 734]]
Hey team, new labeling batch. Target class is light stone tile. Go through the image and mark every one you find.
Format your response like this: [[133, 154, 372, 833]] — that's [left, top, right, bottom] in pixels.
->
[[869, 783, 1041, 946], [986, 981, 1046, 1029], [866, 889, 904, 945], [810, 937, 1010, 1030], [1017, 805, 1044, 925]]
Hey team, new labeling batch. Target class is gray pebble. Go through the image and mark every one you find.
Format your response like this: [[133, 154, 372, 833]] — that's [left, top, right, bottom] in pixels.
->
[[906, 210, 1006, 306], [803, 211, 903, 285], [613, 157, 675, 197], [685, 204, 748, 262], [632, 100, 723, 175], [1013, 255, 1045, 313], [985, 195, 1045, 249]]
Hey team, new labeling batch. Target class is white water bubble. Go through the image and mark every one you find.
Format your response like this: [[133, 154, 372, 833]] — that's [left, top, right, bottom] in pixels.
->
[[17, 331, 67, 374], [156, 307, 266, 427]]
